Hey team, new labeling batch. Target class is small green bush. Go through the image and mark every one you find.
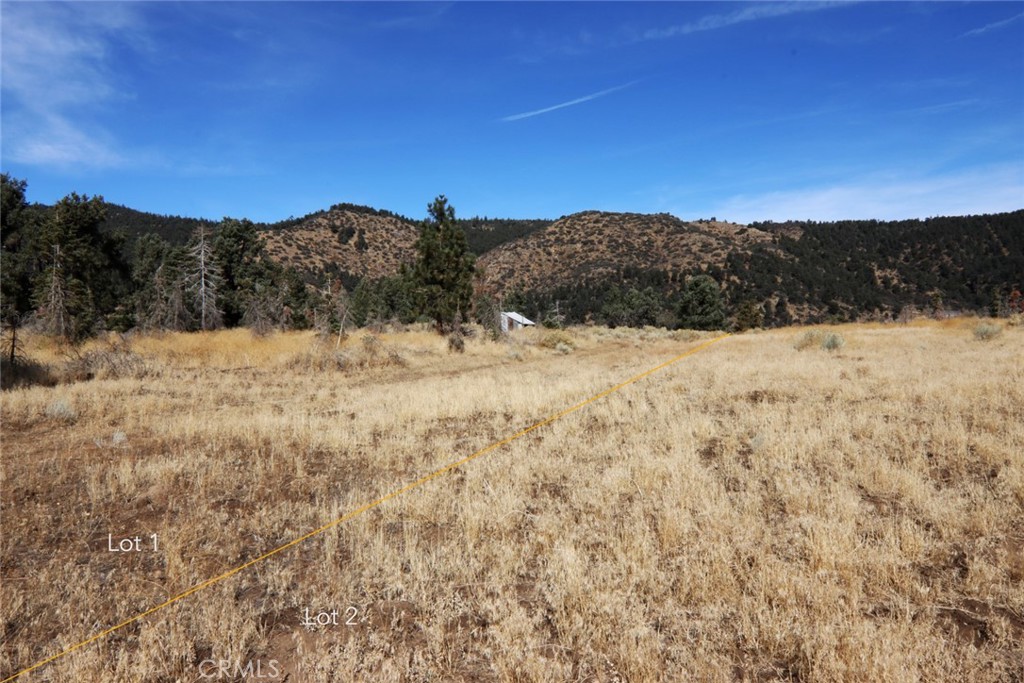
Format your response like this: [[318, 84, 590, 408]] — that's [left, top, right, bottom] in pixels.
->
[[973, 323, 1003, 341], [821, 333, 845, 351]]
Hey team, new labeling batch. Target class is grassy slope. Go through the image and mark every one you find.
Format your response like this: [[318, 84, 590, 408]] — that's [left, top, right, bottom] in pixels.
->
[[1, 321, 1022, 681]]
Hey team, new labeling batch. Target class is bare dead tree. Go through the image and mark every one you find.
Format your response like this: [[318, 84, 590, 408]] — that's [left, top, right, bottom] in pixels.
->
[[38, 244, 69, 338], [315, 277, 351, 349], [144, 261, 191, 332], [186, 227, 223, 331], [243, 283, 286, 336]]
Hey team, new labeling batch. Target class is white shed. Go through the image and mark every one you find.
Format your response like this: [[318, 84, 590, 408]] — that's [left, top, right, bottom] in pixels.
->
[[500, 311, 535, 333]]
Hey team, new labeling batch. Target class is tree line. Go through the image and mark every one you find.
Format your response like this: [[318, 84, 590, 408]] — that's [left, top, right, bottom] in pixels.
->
[[1, 176, 477, 346], [4, 172, 1019, 349]]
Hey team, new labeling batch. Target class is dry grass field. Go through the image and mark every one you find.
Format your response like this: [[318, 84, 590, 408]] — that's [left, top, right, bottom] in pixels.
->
[[1, 320, 1022, 682]]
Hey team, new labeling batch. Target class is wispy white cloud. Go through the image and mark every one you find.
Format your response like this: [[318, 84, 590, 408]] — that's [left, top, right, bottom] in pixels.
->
[[961, 11, 1024, 38], [636, 1, 847, 42], [501, 80, 640, 122], [8, 113, 130, 168], [369, 2, 453, 31], [0, 2, 147, 169], [509, 3, 849, 65], [898, 98, 982, 116], [706, 164, 1023, 223]]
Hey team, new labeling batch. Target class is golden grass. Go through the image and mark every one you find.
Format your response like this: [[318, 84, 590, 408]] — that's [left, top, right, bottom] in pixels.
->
[[1, 321, 1022, 681]]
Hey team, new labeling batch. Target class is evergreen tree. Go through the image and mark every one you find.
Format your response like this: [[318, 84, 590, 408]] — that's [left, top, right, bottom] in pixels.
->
[[600, 286, 664, 328], [733, 299, 765, 331], [31, 192, 129, 341], [212, 218, 269, 327], [678, 275, 726, 330], [411, 196, 475, 332], [1, 175, 36, 346]]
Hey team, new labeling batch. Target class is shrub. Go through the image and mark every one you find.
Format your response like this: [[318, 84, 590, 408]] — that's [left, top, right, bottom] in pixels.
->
[[45, 398, 77, 422], [670, 329, 701, 343], [974, 323, 1003, 341], [821, 333, 845, 351], [448, 332, 465, 354], [793, 330, 823, 351], [361, 333, 382, 356], [539, 330, 575, 350], [287, 350, 349, 373], [61, 337, 151, 382]]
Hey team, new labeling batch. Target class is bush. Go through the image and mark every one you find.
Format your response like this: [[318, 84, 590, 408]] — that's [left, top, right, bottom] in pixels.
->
[[539, 330, 575, 351], [288, 350, 349, 372], [793, 329, 844, 351], [45, 398, 77, 422], [793, 330, 823, 351], [974, 323, 1003, 341], [670, 329, 701, 343], [448, 332, 465, 353], [821, 332, 845, 351], [60, 337, 151, 383]]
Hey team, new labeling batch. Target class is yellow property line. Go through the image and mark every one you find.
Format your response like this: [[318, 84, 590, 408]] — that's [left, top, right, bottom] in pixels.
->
[[3, 333, 730, 682]]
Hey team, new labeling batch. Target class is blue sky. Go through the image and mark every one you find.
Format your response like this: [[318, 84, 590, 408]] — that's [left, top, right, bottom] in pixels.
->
[[1, 1, 1022, 223]]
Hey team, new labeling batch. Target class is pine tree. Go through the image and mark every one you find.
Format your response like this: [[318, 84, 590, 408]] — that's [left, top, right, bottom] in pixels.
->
[[678, 275, 726, 331], [212, 218, 267, 327], [734, 300, 765, 331], [412, 196, 475, 332], [31, 193, 124, 341], [1, 175, 36, 350]]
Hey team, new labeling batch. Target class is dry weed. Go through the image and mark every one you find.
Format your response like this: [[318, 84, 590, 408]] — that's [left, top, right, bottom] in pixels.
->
[[1, 321, 1022, 681]]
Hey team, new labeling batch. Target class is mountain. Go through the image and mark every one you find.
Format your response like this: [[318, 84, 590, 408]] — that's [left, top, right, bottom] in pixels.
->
[[258, 206, 419, 288], [731, 212, 1024, 320], [255, 211, 553, 287], [477, 211, 777, 295], [490, 210, 1024, 325], [458, 217, 552, 255], [46, 190, 1024, 325], [99, 203, 217, 246]]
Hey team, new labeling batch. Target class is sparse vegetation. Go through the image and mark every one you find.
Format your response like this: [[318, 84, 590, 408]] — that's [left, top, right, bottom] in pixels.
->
[[2, 319, 1021, 680], [974, 322, 1003, 341], [538, 329, 575, 351], [793, 329, 846, 352], [821, 331, 846, 351], [793, 329, 824, 350], [43, 397, 76, 422]]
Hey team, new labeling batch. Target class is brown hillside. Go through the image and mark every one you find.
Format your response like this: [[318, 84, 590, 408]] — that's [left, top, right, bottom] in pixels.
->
[[478, 211, 774, 294], [260, 209, 419, 280]]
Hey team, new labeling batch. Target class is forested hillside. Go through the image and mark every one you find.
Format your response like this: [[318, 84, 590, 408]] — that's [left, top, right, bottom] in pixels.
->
[[458, 217, 551, 255], [484, 212, 1024, 328], [3, 172, 1021, 346]]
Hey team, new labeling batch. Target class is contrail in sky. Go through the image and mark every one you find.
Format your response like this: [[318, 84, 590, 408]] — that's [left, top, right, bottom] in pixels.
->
[[500, 80, 640, 122]]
